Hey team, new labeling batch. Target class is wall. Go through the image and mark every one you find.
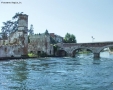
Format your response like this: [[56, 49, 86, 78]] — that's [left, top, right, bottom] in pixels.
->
[[0, 45, 23, 57], [50, 33, 63, 43], [28, 34, 53, 55], [0, 14, 28, 58]]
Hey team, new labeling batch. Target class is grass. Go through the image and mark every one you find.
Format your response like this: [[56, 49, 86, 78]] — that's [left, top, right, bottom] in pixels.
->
[[28, 53, 38, 57]]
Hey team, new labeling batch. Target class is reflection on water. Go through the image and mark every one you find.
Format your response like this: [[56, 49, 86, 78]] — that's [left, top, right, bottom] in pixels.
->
[[0, 52, 113, 90]]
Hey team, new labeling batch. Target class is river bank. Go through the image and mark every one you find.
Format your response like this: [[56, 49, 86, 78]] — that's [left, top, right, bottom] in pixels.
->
[[108, 49, 113, 54], [109, 51, 113, 54], [0, 55, 62, 60], [0, 56, 37, 60]]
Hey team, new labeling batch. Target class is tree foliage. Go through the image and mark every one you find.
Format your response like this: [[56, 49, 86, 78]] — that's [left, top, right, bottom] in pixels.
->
[[63, 33, 77, 43], [1, 20, 13, 38], [50, 36, 56, 44], [12, 12, 23, 20], [28, 35, 30, 43], [1, 12, 34, 39], [109, 47, 113, 51], [45, 29, 49, 35], [1, 12, 23, 38], [28, 24, 34, 35]]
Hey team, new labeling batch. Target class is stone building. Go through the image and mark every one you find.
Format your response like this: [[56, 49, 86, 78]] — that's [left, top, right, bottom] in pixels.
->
[[0, 14, 28, 57], [28, 33, 53, 55], [50, 33, 63, 43]]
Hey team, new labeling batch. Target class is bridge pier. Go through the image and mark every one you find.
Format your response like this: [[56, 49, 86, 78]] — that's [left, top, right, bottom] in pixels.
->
[[67, 53, 72, 57], [94, 53, 100, 58]]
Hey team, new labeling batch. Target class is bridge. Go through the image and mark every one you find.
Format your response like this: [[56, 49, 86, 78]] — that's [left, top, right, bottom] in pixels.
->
[[56, 41, 113, 58]]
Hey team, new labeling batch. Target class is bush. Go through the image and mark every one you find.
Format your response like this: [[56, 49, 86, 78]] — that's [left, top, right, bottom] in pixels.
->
[[28, 53, 37, 57]]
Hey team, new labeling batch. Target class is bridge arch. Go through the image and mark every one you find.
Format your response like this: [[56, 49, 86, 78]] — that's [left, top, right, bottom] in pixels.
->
[[98, 45, 113, 53], [71, 47, 93, 57], [57, 49, 68, 57]]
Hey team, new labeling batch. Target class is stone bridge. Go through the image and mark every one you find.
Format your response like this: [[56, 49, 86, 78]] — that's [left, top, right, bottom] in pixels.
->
[[56, 41, 113, 58]]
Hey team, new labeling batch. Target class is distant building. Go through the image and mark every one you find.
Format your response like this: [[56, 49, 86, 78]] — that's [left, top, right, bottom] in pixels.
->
[[50, 33, 63, 43]]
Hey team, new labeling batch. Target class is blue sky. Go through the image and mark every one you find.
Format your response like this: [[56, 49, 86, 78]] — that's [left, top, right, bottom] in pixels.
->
[[0, 0, 113, 43]]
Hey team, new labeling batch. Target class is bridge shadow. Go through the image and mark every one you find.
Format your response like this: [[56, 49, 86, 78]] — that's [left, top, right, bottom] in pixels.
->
[[93, 59, 101, 65], [57, 50, 67, 57], [72, 48, 93, 57]]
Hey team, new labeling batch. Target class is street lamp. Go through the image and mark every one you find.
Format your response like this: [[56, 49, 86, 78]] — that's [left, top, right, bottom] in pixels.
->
[[91, 36, 95, 42]]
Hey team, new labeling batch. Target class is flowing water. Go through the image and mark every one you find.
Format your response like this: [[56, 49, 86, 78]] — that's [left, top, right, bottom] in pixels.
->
[[0, 52, 113, 90]]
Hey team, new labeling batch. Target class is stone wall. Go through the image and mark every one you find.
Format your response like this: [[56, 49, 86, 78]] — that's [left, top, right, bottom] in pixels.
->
[[0, 45, 23, 57], [0, 14, 28, 58], [50, 33, 63, 43], [8, 31, 23, 45], [0, 39, 9, 45], [28, 34, 53, 55], [18, 14, 28, 55]]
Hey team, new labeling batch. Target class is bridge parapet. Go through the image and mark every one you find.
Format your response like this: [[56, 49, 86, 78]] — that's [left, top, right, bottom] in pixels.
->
[[58, 42, 113, 47]]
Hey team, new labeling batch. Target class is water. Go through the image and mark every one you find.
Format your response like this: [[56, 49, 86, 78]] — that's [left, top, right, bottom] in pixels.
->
[[0, 52, 113, 90]]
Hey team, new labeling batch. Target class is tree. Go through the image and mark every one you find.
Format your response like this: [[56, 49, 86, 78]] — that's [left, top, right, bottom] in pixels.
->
[[63, 33, 77, 43], [1, 20, 13, 38], [50, 36, 56, 44], [70, 34, 76, 43], [28, 35, 30, 43], [1, 12, 24, 38], [109, 47, 113, 51], [12, 12, 24, 32], [28, 24, 34, 35], [12, 12, 23, 20], [45, 29, 49, 35]]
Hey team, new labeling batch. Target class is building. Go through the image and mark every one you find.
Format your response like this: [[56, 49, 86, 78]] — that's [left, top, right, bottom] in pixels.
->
[[50, 33, 63, 43], [0, 14, 28, 57], [28, 33, 53, 56]]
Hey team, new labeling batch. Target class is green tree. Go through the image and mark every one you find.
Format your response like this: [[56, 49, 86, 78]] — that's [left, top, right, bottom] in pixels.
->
[[1, 20, 13, 38], [12, 12, 23, 32], [64, 33, 77, 43], [109, 47, 113, 51], [70, 34, 76, 43], [50, 36, 56, 44], [28, 35, 30, 43], [45, 29, 49, 35]]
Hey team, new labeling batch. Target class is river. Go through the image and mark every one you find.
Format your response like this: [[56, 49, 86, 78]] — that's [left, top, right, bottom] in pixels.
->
[[0, 52, 113, 90]]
